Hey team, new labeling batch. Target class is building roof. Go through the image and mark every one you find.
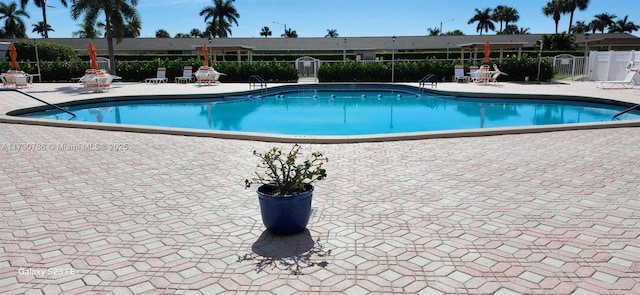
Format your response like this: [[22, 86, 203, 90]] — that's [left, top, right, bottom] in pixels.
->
[[2, 33, 638, 54]]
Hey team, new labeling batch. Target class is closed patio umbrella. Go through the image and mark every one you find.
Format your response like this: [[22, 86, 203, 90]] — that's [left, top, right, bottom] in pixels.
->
[[202, 44, 209, 67], [9, 42, 18, 69], [88, 42, 98, 69], [483, 39, 490, 64]]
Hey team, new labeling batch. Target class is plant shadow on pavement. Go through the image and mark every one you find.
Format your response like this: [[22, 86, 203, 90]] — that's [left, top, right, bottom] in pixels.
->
[[237, 229, 331, 275]]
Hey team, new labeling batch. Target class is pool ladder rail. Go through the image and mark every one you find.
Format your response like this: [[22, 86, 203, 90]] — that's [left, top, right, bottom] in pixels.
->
[[16, 89, 77, 120], [249, 75, 267, 91], [419, 74, 438, 90], [612, 104, 640, 120]]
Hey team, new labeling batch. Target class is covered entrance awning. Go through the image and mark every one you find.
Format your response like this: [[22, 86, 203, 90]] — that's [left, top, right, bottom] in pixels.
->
[[196, 45, 255, 64], [457, 42, 527, 64]]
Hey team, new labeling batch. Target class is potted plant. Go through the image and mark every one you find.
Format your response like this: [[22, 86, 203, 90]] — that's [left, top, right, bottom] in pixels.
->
[[245, 144, 328, 235]]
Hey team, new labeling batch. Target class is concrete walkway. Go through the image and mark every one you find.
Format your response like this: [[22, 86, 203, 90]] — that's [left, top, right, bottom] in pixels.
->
[[1, 81, 639, 294]]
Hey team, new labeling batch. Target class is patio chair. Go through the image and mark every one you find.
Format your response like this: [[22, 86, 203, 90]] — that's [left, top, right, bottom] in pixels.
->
[[469, 66, 480, 83], [175, 66, 194, 83], [452, 65, 470, 83], [81, 69, 113, 93], [474, 65, 491, 84], [595, 69, 639, 89], [145, 67, 168, 84]]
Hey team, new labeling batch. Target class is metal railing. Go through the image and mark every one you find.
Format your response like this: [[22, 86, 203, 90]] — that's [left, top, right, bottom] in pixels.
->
[[16, 90, 76, 120]]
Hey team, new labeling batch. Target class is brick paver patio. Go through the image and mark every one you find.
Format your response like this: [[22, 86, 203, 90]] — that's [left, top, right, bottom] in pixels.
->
[[1, 82, 639, 294]]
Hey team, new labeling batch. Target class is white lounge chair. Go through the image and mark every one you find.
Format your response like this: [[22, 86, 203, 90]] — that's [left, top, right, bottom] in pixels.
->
[[80, 69, 113, 93], [452, 65, 470, 83], [595, 69, 639, 89], [145, 67, 168, 84], [195, 66, 225, 85], [175, 66, 193, 83]]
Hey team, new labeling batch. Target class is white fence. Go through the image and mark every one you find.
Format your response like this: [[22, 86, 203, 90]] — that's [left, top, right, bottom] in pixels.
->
[[587, 50, 640, 81]]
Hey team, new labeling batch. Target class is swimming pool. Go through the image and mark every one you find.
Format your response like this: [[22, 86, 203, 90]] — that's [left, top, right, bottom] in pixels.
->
[[9, 84, 640, 142]]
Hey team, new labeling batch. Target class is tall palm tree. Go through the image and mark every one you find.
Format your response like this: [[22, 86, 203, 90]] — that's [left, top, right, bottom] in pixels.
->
[[427, 27, 440, 36], [199, 0, 239, 38], [325, 29, 338, 38], [282, 27, 297, 38], [492, 5, 506, 32], [609, 15, 639, 33], [564, 0, 589, 33], [502, 6, 519, 29], [32, 20, 52, 37], [0, 2, 30, 38], [468, 8, 495, 35], [542, 0, 563, 33], [259, 26, 271, 37], [588, 19, 604, 33], [71, 0, 140, 75], [124, 15, 141, 38], [20, 0, 67, 38], [593, 13, 617, 33]]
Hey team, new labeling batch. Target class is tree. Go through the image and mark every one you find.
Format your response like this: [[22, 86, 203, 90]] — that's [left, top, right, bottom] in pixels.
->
[[71, 0, 140, 75], [199, 0, 239, 38], [0, 2, 29, 38], [502, 6, 519, 29], [427, 27, 440, 36], [72, 22, 101, 38], [31, 20, 52, 37], [259, 26, 271, 37], [155, 29, 170, 38], [501, 24, 529, 35], [325, 28, 338, 38], [609, 15, 639, 33], [20, 0, 68, 38], [540, 32, 576, 50], [444, 29, 464, 36], [564, 0, 589, 33], [542, 0, 563, 33], [571, 20, 589, 33], [593, 13, 617, 33], [468, 8, 495, 35], [282, 27, 297, 38]]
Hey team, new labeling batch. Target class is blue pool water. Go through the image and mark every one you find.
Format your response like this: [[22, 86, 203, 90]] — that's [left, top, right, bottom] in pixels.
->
[[19, 85, 640, 136]]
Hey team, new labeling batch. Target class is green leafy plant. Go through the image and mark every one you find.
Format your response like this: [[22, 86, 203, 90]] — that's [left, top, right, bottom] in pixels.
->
[[245, 144, 328, 196]]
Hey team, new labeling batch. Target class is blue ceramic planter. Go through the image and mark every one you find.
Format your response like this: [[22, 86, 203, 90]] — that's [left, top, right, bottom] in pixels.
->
[[257, 184, 313, 235]]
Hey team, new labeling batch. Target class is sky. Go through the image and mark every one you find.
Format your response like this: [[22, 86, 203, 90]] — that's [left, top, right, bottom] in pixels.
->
[[21, 0, 640, 39]]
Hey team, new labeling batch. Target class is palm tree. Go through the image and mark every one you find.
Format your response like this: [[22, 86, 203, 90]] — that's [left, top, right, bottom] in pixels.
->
[[468, 8, 495, 35], [20, 0, 67, 38], [502, 6, 519, 29], [325, 28, 338, 38], [0, 2, 30, 38], [71, 0, 140, 75], [199, 0, 239, 38], [564, 0, 589, 33], [444, 29, 464, 36], [588, 19, 604, 33], [609, 15, 639, 33], [593, 13, 617, 33], [72, 22, 101, 38], [155, 29, 170, 38], [427, 27, 440, 36], [571, 21, 589, 33], [124, 15, 141, 38], [542, 0, 563, 33], [282, 27, 297, 38], [31, 20, 52, 37], [259, 26, 271, 37]]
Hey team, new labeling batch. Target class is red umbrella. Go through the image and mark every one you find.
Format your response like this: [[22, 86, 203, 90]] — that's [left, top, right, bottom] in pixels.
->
[[88, 42, 98, 69], [202, 44, 209, 67], [9, 42, 18, 69], [483, 39, 491, 64]]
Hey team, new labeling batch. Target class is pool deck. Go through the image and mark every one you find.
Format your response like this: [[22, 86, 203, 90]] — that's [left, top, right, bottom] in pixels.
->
[[1, 80, 640, 294]]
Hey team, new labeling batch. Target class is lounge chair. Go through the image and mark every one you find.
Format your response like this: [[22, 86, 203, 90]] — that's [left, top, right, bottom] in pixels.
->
[[2, 70, 29, 88], [145, 67, 168, 84], [595, 69, 639, 89], [452, 65, 470, 83], [195, 66, 225, 85], [469, 66, 480, 83], [474, 65, 491, 84], [175, 66, 193, 83], [80, 69, 113, 93], [488, 64, 508, 84]]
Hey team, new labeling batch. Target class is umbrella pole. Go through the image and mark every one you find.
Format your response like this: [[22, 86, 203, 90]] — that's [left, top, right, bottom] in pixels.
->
[[35, 40, 41, 82]]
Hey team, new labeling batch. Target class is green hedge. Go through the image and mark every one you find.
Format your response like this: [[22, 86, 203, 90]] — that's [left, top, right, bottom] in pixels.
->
[[0, 59, 298, 82], [317, 57, 553, 82]]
